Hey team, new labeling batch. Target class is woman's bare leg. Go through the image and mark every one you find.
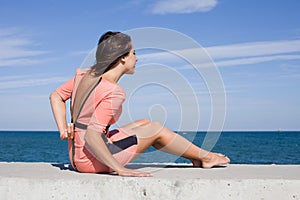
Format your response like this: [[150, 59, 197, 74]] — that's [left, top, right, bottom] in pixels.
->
[[120, 120, 230, 168], [120, 119, 151, 130]]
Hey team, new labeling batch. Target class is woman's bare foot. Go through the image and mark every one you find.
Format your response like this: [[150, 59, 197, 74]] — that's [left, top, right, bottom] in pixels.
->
[[201, 152, 230, 168], [190, 153, 230, 168]]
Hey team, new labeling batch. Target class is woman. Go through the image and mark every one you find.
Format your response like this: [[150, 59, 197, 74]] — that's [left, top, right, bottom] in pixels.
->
[[50, 31, 230, 177]]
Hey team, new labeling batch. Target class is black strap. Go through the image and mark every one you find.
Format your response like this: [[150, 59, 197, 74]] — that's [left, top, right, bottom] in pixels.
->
[[104, 134, 137, 154], [74, 121, 88, 130]]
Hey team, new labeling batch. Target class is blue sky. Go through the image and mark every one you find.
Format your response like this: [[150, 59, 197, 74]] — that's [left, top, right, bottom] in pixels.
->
[[0, 0, 299, 131]]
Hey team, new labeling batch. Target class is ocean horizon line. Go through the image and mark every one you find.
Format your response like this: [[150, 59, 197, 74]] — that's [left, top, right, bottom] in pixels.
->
[[0, 129, 299, 133]]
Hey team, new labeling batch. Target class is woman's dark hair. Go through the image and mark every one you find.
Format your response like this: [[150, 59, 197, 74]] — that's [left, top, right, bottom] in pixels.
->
[[90, 31, 132, 76]]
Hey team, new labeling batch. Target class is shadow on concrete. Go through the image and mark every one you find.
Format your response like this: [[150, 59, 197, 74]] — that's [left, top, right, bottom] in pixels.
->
[[126, 163, 227, 169], [51, 163, 76, 171], [51, 163, 227, 172]]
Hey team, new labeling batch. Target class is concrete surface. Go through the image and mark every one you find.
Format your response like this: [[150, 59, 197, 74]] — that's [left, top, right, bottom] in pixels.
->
[[0, 162, 299, 200]]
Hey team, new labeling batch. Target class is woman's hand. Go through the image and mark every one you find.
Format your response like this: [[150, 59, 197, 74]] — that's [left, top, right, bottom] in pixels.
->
[[50, 91, 74, 140], [116, 167, 152, 177], [85, 129, 152, 177], [60, 123, 74, 140]]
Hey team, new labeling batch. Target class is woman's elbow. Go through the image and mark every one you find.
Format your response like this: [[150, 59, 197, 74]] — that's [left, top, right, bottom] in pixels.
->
[[49, 91, 62, 103], [84, 131, 90, 143], [49, 91, 57, 101], [84, 131, 95, 145], [84, 130, 104, 146]]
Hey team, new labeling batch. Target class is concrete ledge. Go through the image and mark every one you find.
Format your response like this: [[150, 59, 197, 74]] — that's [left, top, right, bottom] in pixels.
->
[[0, 162, 299, 200]]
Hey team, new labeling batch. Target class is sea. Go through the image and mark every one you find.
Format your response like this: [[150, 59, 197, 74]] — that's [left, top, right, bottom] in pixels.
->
[[0, 131, 299, 165]]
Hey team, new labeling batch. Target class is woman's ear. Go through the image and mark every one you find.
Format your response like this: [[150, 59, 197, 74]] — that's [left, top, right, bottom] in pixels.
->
[[120, 56, 126, 63]]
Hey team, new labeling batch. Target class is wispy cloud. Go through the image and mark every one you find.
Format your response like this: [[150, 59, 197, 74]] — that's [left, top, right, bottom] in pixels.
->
[[0, 28, 49, 67], [138, 39, 300, 68], [206, 40, 300, 59], [150, 0, 218, 14], [0, 75, 68, 90], [215, 54, 300, 67], [0, 27, 21, 37]]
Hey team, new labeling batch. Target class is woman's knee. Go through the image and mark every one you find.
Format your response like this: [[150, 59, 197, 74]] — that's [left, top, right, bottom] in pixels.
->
[[138, 120, 163, 129], [138, 118, 151, 125], [148, 121, 165, 135], [150, 121, 163, 128], [132, 120, 164, 139], [135, 119, 163, 128]]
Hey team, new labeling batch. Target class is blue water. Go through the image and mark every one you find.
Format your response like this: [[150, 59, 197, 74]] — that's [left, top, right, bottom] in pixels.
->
[[0, 131, 299, 164]]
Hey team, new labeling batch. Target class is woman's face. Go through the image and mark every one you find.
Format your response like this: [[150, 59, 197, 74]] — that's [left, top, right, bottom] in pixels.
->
[[123, 45, 138, 74]]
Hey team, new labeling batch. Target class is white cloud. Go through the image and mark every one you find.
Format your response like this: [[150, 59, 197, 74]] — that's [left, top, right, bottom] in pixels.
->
[[0, 76, 68, 90], [0, 58, 50, 67], [138, 39, 300, 68], [0, 28, 48, 67], [150, 0, 218, 14], [215, 54, 300, 67], [206, 40, 300, 59], [0, 27, 21, 37]]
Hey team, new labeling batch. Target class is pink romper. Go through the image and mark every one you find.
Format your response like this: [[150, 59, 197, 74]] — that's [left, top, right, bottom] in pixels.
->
[[56, 68, 137, 173]]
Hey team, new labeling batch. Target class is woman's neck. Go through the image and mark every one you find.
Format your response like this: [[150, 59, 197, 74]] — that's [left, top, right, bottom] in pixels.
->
[[101, 67, 124, 84]]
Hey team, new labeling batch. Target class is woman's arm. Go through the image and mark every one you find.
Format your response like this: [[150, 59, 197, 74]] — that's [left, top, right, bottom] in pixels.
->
[[85, 129, 151, 177], [49, 91, 73, 140]]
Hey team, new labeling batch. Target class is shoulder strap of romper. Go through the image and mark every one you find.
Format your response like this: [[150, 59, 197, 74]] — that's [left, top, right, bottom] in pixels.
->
[[70, 74, 102, 171], [71, 74, 102, 124]]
